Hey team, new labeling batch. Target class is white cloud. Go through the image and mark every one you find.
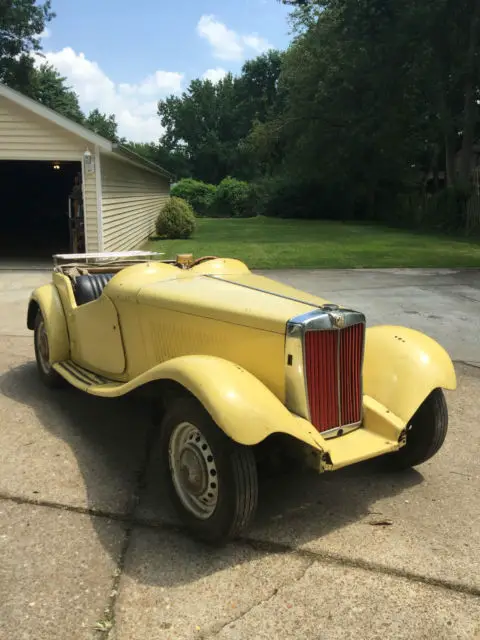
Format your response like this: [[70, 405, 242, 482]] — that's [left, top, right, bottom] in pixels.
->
[[242, 34, 271, 54], [202, 67, 228, 83], [36, 47, 183, 142], [197, 15, 273, 61], [40, 28, 51, 40], [197, 15, 243, 61]]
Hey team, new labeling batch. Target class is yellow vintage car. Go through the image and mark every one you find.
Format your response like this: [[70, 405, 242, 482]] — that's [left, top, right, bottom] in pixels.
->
[[27, 251, 456, 542]]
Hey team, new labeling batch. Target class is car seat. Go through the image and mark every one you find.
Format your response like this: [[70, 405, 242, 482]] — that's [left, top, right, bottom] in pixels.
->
[[74, 273, 115, 305]]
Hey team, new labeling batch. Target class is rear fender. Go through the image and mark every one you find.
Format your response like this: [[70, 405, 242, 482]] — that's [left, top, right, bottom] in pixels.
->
[[363, 325, 456, 424], [27, 284, 70, 363]]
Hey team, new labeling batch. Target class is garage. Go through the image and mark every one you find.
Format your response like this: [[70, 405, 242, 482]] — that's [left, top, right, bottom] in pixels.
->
[[0, 84, 172, 261], [0, 160, 80, 258]]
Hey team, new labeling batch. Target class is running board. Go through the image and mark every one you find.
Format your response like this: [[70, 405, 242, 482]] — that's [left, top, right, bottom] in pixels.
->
[[53, 361, 124, 395]]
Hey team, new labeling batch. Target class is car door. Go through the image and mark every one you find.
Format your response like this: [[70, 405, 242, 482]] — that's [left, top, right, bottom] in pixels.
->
[[69, 294, 126, 375]]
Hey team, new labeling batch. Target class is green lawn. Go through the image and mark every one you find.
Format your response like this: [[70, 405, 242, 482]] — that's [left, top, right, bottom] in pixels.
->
[[143, 216, 480, 269]]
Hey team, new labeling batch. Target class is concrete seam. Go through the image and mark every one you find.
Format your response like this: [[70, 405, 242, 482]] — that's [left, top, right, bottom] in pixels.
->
[[455, 360, 480, 371], [99, 416, 160, 639], [3, 490, 479, 600], [243, 537, 480, 598]]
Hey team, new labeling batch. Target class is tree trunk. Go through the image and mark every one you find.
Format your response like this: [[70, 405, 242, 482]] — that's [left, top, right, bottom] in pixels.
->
[[445, 131, 456, 186], [459, 0, 480, 184], [433, 144, 440, 191]]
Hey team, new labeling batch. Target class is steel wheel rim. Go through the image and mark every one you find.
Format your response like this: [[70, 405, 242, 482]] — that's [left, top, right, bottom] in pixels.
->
[[168, 421, 218, 520], [37, 320, 52, 375]]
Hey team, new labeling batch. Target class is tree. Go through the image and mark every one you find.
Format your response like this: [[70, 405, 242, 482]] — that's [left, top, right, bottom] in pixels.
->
[[85, 108, 121, 142], [255, 0, 480, 226], [125, 141, 190, 178], [27, 63, 84, 123], [0, 0, 54, 91], [157, 51, 284, 183]]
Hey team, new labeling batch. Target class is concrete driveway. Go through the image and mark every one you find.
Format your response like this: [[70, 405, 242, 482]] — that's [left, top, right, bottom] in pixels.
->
[[0, 268, 479, 640]]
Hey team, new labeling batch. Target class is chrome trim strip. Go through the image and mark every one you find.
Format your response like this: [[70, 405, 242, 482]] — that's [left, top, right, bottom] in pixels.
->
[[289, 308, 366, 332], [322, 422, 362, 440], [337, 328, 341, 423], [285, 323, 310, 419], [204, 274, 330, 310]]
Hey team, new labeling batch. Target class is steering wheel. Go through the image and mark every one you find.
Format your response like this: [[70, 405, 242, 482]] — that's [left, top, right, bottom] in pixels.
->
[[190, 256, 219, 267]]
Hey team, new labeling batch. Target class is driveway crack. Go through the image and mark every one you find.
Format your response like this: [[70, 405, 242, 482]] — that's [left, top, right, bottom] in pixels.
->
[[93, 415, 159, 639], [201, 558, 314, 639]]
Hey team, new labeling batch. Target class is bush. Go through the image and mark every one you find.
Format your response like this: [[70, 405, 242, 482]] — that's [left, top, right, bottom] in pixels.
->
[[171, 178, 216, 217], [392, 185, 471, 232], [155, 197, 196, 239], [424, 185, 470, 231], [211, 177, 254, 218], [260, 177, 355, 220]]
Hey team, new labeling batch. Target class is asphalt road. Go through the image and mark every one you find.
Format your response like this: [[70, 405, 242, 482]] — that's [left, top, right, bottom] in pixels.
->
[[0, 268, 479, 640]]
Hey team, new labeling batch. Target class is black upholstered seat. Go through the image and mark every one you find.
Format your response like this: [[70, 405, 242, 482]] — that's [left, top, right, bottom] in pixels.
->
[[74, 273, 115, 305]]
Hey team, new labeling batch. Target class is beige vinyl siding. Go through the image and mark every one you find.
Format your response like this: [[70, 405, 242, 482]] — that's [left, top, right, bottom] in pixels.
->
[[101, 154, 170, 251], [83, 169, 98, 251], [0, 96, 99, 251], [0, 96, 87, 160]]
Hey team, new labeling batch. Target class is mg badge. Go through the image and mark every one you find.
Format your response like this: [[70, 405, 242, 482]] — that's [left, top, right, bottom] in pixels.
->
[[330, 312, 345, 329]]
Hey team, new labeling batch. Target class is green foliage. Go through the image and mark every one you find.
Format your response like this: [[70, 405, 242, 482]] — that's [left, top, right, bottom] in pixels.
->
[[157, 51, 284, 183], [125, 142, 191, 179], [392, 185, 472, 232], [26, 63, 84, 123], [423, 187, 471, 231], [3, 0, 480, 237], [258, 176, 355, 220], [155, 197, 196, 239], [85, 109, 122, 142], [171, 178, 216, 216], [211, 177, 254, 218], [0, 0, 54, 91]]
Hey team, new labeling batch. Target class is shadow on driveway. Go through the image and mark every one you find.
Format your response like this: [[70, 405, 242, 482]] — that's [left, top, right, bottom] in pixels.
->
[[0, 361, 422, 587]]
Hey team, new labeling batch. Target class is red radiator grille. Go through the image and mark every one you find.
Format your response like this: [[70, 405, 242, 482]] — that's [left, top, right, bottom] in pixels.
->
[[304, 324, 364, 433]]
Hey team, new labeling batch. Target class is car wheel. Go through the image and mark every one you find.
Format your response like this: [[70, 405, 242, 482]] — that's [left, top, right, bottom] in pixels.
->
[[33, 312, 65, 389], [160, 396, 258, 544], [385, 389, 448, 470]]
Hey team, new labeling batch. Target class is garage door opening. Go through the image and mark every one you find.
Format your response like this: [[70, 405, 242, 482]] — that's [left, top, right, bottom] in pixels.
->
[[0, 160, 83, 260]]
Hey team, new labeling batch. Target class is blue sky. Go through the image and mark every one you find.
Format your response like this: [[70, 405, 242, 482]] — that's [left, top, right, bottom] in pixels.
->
[[39, 0, 292, 141]]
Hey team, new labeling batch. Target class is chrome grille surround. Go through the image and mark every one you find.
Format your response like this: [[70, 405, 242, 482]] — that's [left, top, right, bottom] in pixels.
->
[[285, 307, 366, 439]]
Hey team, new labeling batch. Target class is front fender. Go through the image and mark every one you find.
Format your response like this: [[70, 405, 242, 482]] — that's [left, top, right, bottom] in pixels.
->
[[94, 355, 325, 450], [363, 325, 456, 423], [27, 284, 70, 363]]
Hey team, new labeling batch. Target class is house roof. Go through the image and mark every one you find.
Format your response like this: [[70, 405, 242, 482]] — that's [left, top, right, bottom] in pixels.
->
[[0, 82, 173, 180]]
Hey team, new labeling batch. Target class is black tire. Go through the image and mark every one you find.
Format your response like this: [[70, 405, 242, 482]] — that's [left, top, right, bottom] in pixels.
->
[[386, 389, 448, 471], [33, 312, 65, 389], [159, 396, 258, 544]]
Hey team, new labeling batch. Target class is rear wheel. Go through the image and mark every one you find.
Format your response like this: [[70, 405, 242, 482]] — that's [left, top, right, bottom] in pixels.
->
[[33, 312, 65, 389], [160, 396, 258, 544], [386, 389, 448, 470]]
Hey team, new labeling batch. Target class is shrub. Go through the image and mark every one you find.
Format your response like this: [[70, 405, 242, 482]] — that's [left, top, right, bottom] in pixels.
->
[[155, 197, 196, 239], [211, 177, 254, 218], [261, 177, 355, 220], [171, 178, 216, 217], [424, 185, 470, 231]]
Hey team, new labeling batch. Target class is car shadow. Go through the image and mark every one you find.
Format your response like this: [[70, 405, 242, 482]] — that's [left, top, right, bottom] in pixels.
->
[[0, 361, 423, 588]]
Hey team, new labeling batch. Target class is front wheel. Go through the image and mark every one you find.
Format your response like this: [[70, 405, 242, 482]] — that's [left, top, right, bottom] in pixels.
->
[[386, 389, 448, 471], [160, 396, 258, 544]]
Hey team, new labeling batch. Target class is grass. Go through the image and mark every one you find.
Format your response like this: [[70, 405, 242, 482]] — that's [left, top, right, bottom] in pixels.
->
[[144, 216, 480, 270]]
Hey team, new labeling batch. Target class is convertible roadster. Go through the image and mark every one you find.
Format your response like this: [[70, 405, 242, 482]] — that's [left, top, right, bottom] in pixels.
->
[[27, 251, 456, 542]]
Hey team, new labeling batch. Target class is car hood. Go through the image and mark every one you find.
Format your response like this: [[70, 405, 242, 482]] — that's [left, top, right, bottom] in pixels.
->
[[135, 272, 332, 334]]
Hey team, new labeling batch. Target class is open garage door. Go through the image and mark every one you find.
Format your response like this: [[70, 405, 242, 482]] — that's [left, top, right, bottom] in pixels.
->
[[0, 160, 83, 261]]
